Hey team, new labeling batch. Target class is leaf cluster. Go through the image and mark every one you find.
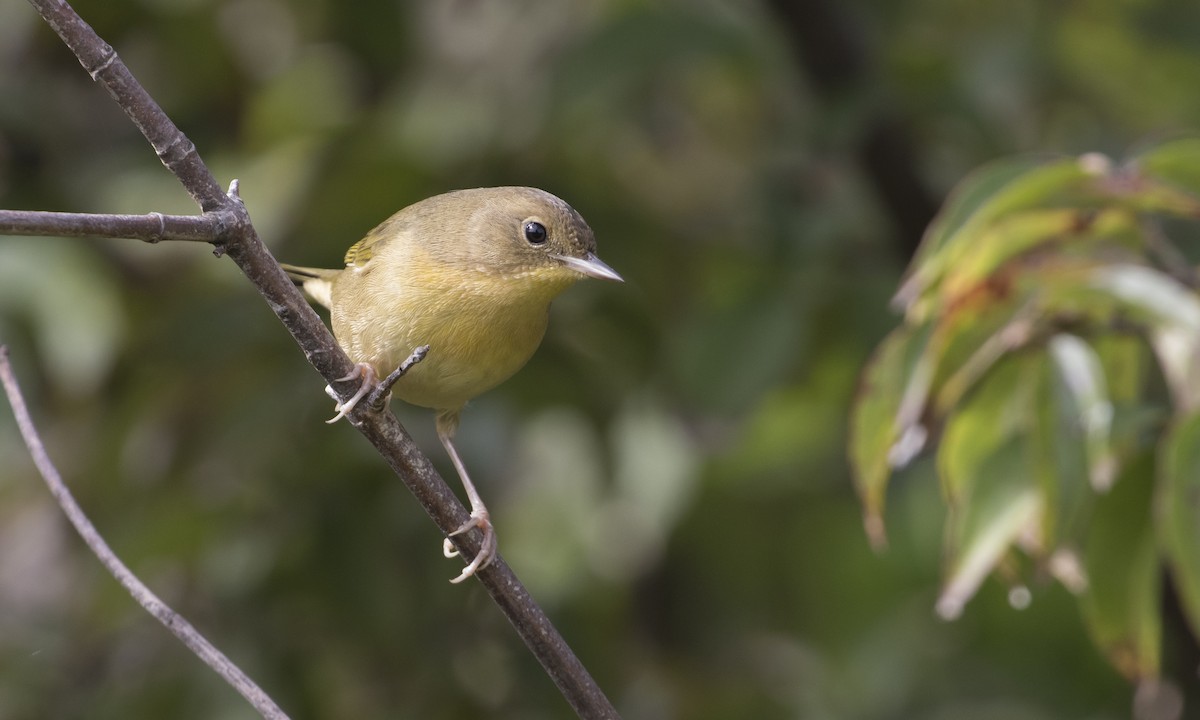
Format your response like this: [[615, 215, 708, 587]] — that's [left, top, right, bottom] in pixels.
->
[[852, 138, 1200, 680]]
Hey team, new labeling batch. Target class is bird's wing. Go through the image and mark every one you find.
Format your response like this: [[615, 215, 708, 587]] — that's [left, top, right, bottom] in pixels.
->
[[343, 214, 405, 268]]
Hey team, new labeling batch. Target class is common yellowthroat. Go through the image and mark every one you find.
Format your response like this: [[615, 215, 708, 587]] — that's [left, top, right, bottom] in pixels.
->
[[282, 187, 622, 582]]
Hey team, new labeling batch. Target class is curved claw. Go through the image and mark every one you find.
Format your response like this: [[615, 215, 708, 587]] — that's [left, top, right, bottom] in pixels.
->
[[444, 511, 497, 584], [325, 363, 376, 423]]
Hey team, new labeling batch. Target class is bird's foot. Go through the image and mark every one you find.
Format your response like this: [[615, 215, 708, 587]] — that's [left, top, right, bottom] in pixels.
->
[[325, 363, 376, 423], [443, 509, 497, 584], [323, 346, 430, 423], [367, 344, 430, 411]]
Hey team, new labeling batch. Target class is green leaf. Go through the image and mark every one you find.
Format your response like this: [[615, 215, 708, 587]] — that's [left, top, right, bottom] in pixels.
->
[[936, 208, 1136, 309], [1091, 334, 1146, 405], [886, 294, 1036, 480], [1032, 260, 1200, 412], [1157, 412, 1200, 641], [905, 155, 1048, 273], [849, 324, 932, 547], [1134, 137, 1200, 209], [1034, 333, 1147, 554], [1047, 335, 1117, 492], [929, 286, 1049, 418], [938, 355, 1042, 504], [1087, 264, 1200, 334], [1081, 451, 1160, 680], [1032, 358, 1090, 553], [896, 157, 1105, 316], [1079, 263, 1200, 412], [937, 435, 1042, 620], [935, 357, 1048, 619], [1150, 326, 1200, 414]]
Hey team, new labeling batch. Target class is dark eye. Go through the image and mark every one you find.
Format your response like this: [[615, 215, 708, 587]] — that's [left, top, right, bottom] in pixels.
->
[[523, 221, 548, 245]]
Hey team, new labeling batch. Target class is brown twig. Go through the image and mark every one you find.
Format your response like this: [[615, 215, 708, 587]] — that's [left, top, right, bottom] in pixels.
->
[[0, 347, 291, 720], [0, 209, 219, 242], [14, 1, 618, 717]]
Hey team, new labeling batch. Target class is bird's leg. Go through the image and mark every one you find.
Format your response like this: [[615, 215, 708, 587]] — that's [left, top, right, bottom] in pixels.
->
[[437, 412, 498, 584], [367, 345, 429, 410], [324, 345, 430, 423]]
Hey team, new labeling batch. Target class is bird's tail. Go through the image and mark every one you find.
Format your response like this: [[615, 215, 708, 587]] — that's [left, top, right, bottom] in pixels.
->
[[280, 263, 337, 310]]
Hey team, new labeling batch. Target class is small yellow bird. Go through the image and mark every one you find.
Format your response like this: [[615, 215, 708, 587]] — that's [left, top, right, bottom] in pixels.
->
[[283, 187, 622, 582]]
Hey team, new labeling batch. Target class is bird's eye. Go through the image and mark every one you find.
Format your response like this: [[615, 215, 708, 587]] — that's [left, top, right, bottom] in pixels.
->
[[523, 221, 548, 245]]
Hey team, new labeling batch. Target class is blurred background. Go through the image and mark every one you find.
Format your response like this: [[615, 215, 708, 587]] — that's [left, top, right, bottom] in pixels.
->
[[1, 0, 1198, 717]]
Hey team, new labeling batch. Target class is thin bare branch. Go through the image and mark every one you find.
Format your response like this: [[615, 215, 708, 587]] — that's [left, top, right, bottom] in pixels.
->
[[0, 347, 291, 720], [17, 1, 619, 717], [0, 209, 219, 243]]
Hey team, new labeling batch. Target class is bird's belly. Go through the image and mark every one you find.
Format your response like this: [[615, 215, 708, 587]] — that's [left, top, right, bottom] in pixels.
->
[[392, 344, 531, 410], [336, 303, 549, 412]]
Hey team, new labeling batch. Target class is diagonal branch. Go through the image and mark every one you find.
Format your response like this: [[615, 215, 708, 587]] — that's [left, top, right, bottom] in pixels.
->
[[0, 347, 291, 720], [15, 1, 619, 718]]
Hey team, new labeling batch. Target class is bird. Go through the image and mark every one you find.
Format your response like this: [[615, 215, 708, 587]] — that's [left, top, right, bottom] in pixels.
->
[[282, 186, 622, 582]]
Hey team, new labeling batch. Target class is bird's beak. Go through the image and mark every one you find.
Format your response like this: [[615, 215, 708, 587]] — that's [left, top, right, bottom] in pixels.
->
[[556, 252, 624, 282]]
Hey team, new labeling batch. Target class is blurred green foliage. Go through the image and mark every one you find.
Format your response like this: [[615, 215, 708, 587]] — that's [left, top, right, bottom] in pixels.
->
[[1, 0, 1199, 718], [851, 141, 1200, 687]]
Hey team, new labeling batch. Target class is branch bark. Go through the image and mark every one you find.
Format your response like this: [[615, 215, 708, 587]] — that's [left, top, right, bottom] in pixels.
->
[[11, 1, 619, 717], [0, 347, 291, 720], [0, 209, 218, 242]]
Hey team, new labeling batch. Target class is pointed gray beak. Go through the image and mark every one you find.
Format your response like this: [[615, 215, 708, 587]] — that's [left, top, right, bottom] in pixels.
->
[[556, 252, 624, 282]]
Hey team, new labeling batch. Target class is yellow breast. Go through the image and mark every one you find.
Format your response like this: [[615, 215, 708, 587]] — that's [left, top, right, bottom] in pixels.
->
[[329, 251, 575, 413]]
